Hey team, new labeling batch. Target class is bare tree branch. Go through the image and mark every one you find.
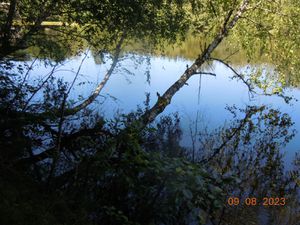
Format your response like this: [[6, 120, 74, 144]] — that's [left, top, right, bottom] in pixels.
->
[[66, 48, 90, 97], [22, 63, 58, 111], [196, 72, 216, 76], [209, 57, 254, 94], [10, 56, 38, 105]]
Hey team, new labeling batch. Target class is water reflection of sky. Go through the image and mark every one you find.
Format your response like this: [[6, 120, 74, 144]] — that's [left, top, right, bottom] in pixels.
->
[[28, 52, 300, 168]]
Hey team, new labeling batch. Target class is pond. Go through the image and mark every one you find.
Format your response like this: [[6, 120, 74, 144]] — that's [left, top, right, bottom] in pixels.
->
[[3, 1, 300, 224], [26, 42, 300, 169]]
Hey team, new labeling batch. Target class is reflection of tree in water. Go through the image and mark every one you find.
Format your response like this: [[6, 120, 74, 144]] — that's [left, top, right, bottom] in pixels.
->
[[1, 0, 300, 224], [144, 105, 300, 225], [0, 62, 299, 224], [194, 106, 299, 225]]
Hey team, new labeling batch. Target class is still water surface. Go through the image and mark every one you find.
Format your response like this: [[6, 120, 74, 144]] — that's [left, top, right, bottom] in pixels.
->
[[28, 51, 300, 168]]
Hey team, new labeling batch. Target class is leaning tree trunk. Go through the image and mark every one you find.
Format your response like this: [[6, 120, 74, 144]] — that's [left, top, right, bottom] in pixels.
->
[[139, 0, 250, 128]]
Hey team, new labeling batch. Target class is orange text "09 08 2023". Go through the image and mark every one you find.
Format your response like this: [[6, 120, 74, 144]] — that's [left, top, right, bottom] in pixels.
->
[[227, 197, 286, 206]]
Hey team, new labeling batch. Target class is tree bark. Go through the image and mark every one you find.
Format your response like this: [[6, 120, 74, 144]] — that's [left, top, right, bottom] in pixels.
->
[[139, 0, 249, 127]]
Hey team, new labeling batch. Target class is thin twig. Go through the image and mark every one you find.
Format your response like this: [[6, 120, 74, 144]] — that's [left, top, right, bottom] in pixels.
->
[[195, 72, 217, 76], [209, 57, 254, 95], [222, 49, 239, 62], [9, 57, 38, 107], [66, 48, 90, 97], [22, 63, 58, 111]]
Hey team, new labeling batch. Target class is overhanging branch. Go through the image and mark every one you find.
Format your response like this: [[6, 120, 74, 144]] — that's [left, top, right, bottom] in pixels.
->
[[138, 0, 250, 127], [196, 72, 216, 76], [209, 57, 254, 94]]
